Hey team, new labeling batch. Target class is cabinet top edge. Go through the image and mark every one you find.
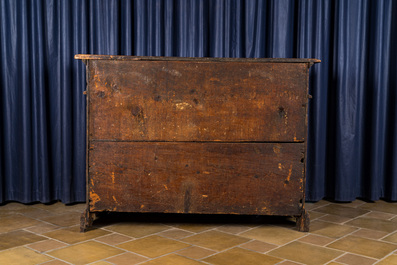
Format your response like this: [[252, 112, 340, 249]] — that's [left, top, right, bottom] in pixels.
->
[[74, 54, 321, 64]]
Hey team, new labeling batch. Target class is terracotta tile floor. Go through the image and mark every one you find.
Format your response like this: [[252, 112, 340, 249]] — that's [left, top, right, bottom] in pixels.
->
[[1, 200, 397, 264]]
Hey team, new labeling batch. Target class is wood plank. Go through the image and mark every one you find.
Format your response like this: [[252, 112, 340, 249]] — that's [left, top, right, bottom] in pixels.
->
[[75, 54, 321, 64], [88, 142, 305, 216], [88, 60, 308, 142]]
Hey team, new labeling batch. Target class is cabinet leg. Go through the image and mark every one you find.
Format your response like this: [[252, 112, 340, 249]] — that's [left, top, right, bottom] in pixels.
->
[[296, 210, 310, 232], [80, 209, 96, 232]]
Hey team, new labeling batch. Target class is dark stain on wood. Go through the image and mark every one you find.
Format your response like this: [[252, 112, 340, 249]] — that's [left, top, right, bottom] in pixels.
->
[[129, 105, 143, 118], [97, 91, 105, 98], [184, 186, 192, 213]]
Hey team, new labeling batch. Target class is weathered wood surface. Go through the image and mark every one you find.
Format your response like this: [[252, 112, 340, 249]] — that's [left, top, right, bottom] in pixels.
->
[[88, 60, 308, 142], [76, 55, 320, 232], [75, 54, 321, 64], [89, 142, 305, 216]]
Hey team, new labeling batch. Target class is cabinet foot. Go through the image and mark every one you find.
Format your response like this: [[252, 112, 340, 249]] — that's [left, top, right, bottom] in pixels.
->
[[296, 210, 310, 232], [80, 209, 96, 232]]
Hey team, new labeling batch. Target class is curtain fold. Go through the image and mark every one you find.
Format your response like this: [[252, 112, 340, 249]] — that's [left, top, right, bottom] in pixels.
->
[[297, 0, 332, 201], [0, 0, 396, 203]]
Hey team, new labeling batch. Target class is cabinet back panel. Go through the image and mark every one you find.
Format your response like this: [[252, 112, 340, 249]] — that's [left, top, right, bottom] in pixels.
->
[[88, 60, 308, 142], [88, 142, 304, 216]]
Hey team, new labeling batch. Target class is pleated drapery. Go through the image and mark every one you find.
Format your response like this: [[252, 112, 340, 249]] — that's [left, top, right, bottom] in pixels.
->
[[0, 0, 396, 203]]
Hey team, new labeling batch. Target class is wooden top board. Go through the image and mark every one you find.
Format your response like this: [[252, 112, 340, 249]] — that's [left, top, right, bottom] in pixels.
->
[[75, 54, 321, 64]]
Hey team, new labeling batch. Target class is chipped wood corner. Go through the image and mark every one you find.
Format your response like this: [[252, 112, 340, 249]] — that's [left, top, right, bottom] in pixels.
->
[[308, 59, 321, 68]]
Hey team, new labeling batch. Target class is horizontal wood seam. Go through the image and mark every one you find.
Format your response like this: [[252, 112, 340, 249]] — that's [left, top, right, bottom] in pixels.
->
[[89, 139, 305, 143]]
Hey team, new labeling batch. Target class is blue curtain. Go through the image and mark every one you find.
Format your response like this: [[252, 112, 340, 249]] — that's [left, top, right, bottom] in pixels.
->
[[0, 0, 396, 203]]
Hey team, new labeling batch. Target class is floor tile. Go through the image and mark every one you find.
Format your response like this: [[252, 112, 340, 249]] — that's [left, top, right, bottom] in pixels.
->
[[377, 255, 397, 265], [25, 222, 59, 234], [298, 234, 335, 246], [0, 246, 52, 265], [157, 228, 194, 239], [308, 211, 327, 220], [27, 239, 68, 252], [327, 235, 397, 259], [95, 233, 133, 245], [336, 253, 377, 265], [105, 222, 169, 238], [171, 223, 216, 233], [33, 202, 82, 214], [177, 246, 216, 259], [319, 214, 352, 224], [204, 247, 282, 265], [351, 228, 389, 240], [343, 200, 367, 208], [239, 240, 278, 253], [310, 220, 358, 238], [346, 217, 397, 233], [182, 230, 249, 251], [239, 225, 304, 245], [106, 252, 148, 265], [142, 254, 205, 265], [117, 235, 190, 258], [48, 241, 124, 265], [216, 224, 252, 234], [18, 207, 56, 219], [0, 214, 42, 233], [63, 203, 87, 212], [314, 204, 369, 218], [3, 201, 397, 265], [39, 212, 81, 227], [0, 230, 46, 251], [0, 202, 31, 213], [274, 216, 298, 229], [305, 200, 331, 211], [359, 201, 397, 215], [363, 211, 395, 220], [383, 231, 397, 243], [268, 241, 343, 265], [0, 211, 11, 217], [44, 225, 111, 244]]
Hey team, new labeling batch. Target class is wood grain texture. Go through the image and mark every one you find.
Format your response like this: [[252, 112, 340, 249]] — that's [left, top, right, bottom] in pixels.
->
[[88, 60, 308, 142], [77, 55, 319, 232], [75, 54, 321, 64], [88, 142, 305, 216]]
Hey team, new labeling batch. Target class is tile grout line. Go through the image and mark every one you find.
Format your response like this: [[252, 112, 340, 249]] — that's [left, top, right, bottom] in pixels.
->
[[35, 228, 145, 264], [262, 208, 394, 264], [236, 225, 309, 262], [319, 220, 397, 263], [0, 228, 68, 255], [92, 234, 153, 263], [89, 224, 226, 264], [139, 223, 285, 263], [373, 252, 395, 265]]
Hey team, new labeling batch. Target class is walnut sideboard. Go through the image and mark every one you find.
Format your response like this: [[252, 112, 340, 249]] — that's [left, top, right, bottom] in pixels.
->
[[75, 55, 320, 232]]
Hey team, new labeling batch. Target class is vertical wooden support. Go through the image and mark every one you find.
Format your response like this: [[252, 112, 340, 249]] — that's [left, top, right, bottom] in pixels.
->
[[296, 209, 310, 232], [80, 208, 95, 232]]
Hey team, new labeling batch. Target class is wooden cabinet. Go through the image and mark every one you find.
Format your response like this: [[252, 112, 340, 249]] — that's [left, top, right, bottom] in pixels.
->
[[75, 55, 320, 232]]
